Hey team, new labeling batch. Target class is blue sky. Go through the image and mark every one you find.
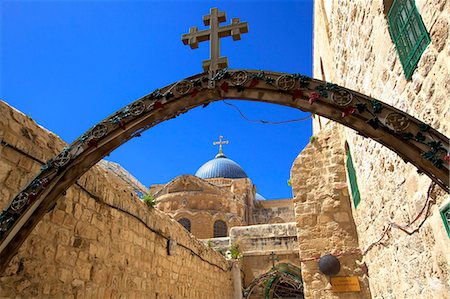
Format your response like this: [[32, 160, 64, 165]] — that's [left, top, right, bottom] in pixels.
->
[[1, 0, 313, 199]]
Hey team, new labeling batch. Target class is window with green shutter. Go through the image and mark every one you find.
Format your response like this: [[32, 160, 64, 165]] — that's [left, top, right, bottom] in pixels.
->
[[387, 0, 430, 80], [440, 203, 450, 238], [346, 148, 361, 208]]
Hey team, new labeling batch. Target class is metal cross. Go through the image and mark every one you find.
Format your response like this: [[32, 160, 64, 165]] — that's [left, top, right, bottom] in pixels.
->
[[182, 8, 248, 74], [268, 251, 279, 269], [213, 135, 229, 154]]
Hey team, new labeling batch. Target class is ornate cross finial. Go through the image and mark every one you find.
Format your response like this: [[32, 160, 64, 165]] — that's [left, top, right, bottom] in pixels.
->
[[213, 135, 229, 154], [268, 251, 279, 269], [182, 8, 248, 74]]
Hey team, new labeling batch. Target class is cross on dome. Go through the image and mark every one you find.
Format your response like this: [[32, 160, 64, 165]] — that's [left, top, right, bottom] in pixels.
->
[[181, 7, 248, 73], [213, 135, 229, 154]]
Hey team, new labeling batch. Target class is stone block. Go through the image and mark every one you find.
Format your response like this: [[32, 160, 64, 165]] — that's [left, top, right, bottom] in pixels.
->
[[52, 209, 66, 226], [334, 212, 350, 223]]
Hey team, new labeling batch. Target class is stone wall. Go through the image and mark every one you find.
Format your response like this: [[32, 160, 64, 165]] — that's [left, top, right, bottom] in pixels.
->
[[153, 175, 247, 239], [0, 100, 235, 298], [253, 199, 295, 224], [229, 223, 300, 287], [99, 160, 149, 196], [291, 123, 371, 298], [312, 0, 449, 298]]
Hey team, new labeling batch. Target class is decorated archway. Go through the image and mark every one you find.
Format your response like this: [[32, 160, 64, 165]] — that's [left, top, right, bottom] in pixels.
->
[[0, 69, 448, 270], [243, 263, 304, 299]]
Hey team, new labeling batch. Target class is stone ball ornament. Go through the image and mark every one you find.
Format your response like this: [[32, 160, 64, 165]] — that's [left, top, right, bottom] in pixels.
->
[[318, 254, 341, 276]]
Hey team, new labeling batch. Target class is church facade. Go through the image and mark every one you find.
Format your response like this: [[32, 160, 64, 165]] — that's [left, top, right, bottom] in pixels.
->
[[150, 139, 295, 240]]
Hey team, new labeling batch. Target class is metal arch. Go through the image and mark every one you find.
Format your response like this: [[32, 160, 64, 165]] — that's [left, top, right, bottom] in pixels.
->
[[243, 268, 304, 299], [0, 69, 448, 271]]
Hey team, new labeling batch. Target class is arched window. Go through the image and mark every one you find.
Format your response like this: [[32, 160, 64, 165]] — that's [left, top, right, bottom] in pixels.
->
[[178, 218, 191, 232], [213, 220, 227, 237]]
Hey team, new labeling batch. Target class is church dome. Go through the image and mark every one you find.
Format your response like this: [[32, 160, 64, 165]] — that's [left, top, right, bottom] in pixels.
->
[[195, 152, 248, 179], [255, 193, 266, 200]]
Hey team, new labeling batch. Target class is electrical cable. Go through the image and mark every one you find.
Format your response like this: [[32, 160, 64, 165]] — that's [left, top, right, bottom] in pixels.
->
[[222, 100, 311, 124]]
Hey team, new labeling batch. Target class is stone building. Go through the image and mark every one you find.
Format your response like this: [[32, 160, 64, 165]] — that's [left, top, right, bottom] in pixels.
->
[[1, 1, 449, 298], [148, 140, 302, 297], [150, 142, 295, 239], [294, 0, 449, 298]]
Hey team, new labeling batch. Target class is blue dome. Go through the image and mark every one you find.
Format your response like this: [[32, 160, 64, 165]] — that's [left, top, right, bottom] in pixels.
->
[[195, 153, 248, 179], [255, 193, 266, 200]]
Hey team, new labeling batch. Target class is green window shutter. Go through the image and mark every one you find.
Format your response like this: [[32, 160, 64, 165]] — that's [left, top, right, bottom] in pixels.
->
[[440, 203, 450, 238], [346, 148, 361, 208], [387, 0, 430, 80]]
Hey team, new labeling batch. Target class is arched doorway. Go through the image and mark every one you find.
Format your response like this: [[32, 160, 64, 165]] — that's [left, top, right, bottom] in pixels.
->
[[243, 263, 304, 299], [0, 69, 448, 270]]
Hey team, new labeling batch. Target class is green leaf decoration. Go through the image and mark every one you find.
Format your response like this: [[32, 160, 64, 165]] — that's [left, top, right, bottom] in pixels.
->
[[419, 123, 430, 132], [153, 89, 163, 99], [192, 79, 202, 87], [421, 151, 444, 169], [433, 159, 444, 169], [371, 100, 383, 114], [315, 86, 328, 97], [356, 103, 367, 113], [325, 82, 338, 91], [252, 72, 266, 80], [402, 132, 414, 140], [415, 132, 426, 142], [165, 92, 174, 99], [212, 69, 229, 81], [295, 74, 311, 88], [367, 118, 381, 130], [264, 77, 275, 85], [422, 150, 435, 160], [41, 160, 53, 171], [427, 140, 444, 151]]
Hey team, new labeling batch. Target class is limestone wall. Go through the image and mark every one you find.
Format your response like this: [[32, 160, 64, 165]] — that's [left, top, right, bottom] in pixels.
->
[[0, 101, 235, 298], [152, 175, 251, 239], [229, 223, 300, 287], [230, 223, 298, 254], [291, 124, 371, 299], [253, 199, 295, 224], [312, 0, 449, 298]]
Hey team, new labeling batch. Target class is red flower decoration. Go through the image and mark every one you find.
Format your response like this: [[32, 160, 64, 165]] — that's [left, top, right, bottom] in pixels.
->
[[341, 106, 356, 117], [190, 88, 200, 97], [28, 192, 37, 203], [249, 78, 259, 88], [308, 92, 320, 104], [41, 178, 50, 188], [444, 154, 450, 164], [118, 121, 126, 130], [87, 138, 98, 148], [153, 101, 164, 109], [292, 90, 303, 100], [220, 82, 229, 92]]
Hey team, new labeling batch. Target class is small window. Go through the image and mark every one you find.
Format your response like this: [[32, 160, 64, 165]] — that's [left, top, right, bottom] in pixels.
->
[[346, 147, 361, 208], [178, 218, 191, 232], [213, 220, 227, 237], [387, 0, 430, 80], [440, 203, 450, 238]]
